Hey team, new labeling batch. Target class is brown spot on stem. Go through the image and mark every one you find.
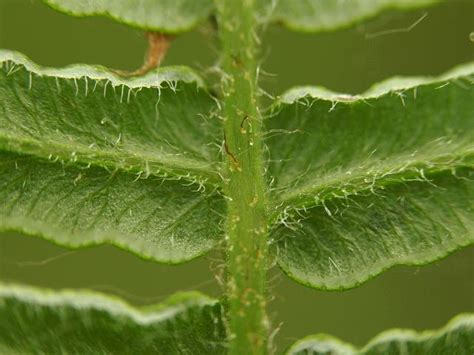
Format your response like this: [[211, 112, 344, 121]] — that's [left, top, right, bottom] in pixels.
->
[[224, 133, 241, 171], [240, 115, 249, 133]]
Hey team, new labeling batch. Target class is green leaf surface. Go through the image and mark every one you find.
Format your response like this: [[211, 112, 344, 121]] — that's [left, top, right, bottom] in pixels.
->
[[0, 284, 227, 354], [41, 0, 440, 34], [42, 0, 214, 33], [269, 0, 440, 33], [267, 63, 474, 289], [0, 50, 225, 263], [286, 314, 474, 354]]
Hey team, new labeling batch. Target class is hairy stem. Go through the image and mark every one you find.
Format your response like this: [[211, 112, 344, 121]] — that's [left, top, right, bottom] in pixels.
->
[[217, 0, 269, 354]]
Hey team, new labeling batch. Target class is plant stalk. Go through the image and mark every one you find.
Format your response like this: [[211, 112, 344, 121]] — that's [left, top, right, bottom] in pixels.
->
[[217, 0, 269, 354]]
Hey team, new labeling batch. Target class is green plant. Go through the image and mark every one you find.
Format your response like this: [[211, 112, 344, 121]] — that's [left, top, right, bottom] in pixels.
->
[[0, 0, 473, 354]]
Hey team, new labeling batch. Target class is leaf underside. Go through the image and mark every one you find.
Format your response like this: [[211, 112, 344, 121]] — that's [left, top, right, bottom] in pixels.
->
[[42, 0, 215, 33], [41, 0, 441, 33], [1, 50, 473, 289], [0, 51, 224, 264], [267, 64, 474, 289], [0, 284, 227, 354], [286, 314, 474, 355], [270, 0, 440, 32]]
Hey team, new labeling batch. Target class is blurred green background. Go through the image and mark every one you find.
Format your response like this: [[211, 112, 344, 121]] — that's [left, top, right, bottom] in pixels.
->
[[0, 0, 473, 352]]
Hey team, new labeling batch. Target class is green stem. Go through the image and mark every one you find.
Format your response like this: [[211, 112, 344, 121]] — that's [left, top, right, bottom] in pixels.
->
[[217, 0, 269, 354]]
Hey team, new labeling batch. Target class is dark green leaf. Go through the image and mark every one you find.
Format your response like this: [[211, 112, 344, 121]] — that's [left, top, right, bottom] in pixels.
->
[[0, 50, 224, 263], [267, 63, 474, 289], [0, 284, 227, 354], [269, 0, 440, 32], [42, 0, 214, 33]]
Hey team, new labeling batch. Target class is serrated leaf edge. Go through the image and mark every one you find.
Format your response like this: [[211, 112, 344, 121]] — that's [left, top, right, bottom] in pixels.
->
[[276, 62, 474, 104], [0, 50, 205, 88], [0, 282, 218, 325], [276, 240, 474, 292], [285, 313, 474, 354]]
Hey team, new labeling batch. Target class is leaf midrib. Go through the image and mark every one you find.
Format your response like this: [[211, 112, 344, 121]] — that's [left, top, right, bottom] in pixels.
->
[[0, 133, 223, 185], [275, 149, 474, 212]]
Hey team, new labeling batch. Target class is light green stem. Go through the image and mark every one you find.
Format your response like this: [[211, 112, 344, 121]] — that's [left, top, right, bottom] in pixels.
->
[[216, 0, 269, 354]]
